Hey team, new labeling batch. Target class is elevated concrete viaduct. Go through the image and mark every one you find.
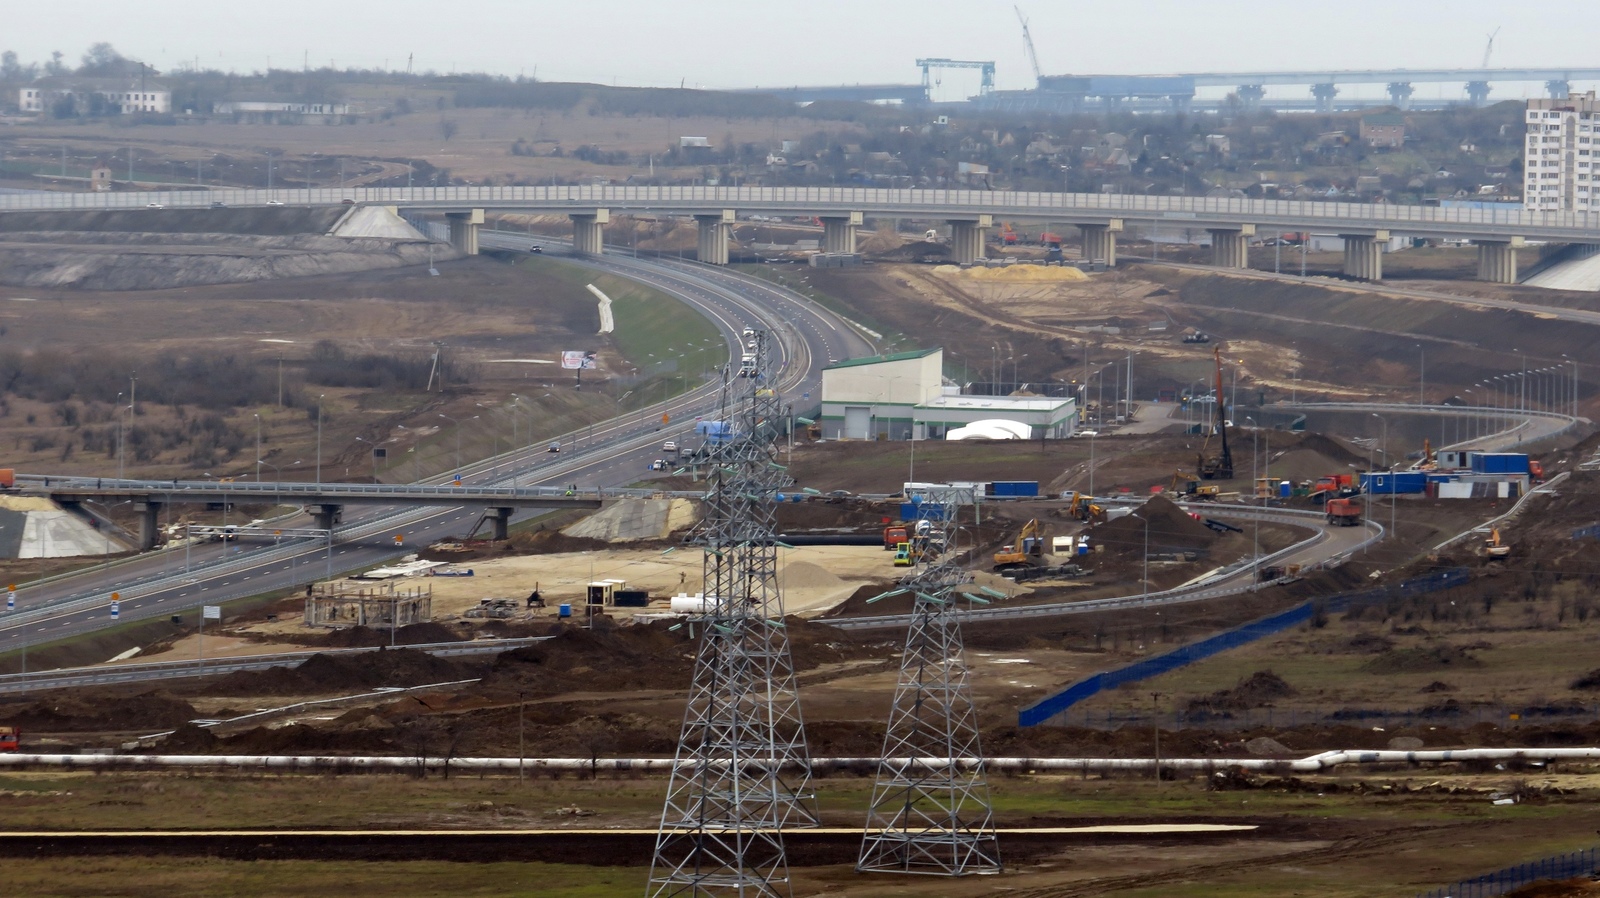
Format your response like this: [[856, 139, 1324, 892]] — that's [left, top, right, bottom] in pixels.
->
[[7, 185, 1598, 284], [34, 481, 603, 551]]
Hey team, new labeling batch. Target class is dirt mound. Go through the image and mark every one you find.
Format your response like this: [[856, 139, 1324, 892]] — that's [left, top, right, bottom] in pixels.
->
[[1420, 680, 1458, 693], [204, 648, 482, 696], [7, 689, 196, 732], [1244, 736, 1290, 755], [1095, 495, 1217, 553], [1570, 668, 1600, 690], [869, 240, 952, 263], [1506, 880, 1600, 898], [782, 561, 846, 590], [1363, 644, 1484, 674], [484, 623, 697, 695], [319, 622, 464, 648], [157, 721, 222, 752], [1187, 670, 1297, 712]]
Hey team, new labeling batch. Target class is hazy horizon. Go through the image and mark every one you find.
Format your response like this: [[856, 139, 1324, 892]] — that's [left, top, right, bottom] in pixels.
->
[[8, 0, 1600, 103]]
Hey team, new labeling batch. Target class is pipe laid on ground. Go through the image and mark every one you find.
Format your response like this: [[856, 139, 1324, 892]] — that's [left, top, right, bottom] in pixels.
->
[[2, 748, 1597, 773]]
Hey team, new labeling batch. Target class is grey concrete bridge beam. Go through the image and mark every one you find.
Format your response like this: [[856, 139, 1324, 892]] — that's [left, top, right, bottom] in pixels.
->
[[570, 208, 609, 255], [1208, 224, 1254, 269], [488, 506, 514, 541], [947, 214, 992, 264], [1475, 237, 1524, 284], [820, 211, 862, 254], [136, 500, 162, 551], [1080, 219, 1122, 267], [311, 504, 343, 531], [1340, 231, 1388, 281], [1387, 81, 1415, 110], [694, 210, 734, 265], [445, 209, 483, 255]]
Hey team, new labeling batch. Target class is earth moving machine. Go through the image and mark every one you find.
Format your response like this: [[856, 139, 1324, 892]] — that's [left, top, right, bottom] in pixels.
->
[[993, 519, 1045, 570], [893, 541, 916, 566], [1325, 497, 1363, 526], [1169, 470, 1220, 500], [1066, 492, 1106, 523], [1485, 527, 1511, 559], [0, 726, 17, 752], [1197, 346, 1234, 480]]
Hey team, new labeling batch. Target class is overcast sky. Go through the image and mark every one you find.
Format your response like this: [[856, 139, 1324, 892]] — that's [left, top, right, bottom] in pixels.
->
[[9, 0, 1600, 101]]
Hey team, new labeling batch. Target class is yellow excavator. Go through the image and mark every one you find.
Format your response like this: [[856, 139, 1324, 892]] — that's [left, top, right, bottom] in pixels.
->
[[1168, 470, 1221, 500], [993, 519, 1045, 570], [1484, 527, 1510, 559]]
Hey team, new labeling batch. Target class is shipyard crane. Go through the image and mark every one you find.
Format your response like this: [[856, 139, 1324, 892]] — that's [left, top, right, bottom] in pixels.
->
[[1015, 6, 1043, 86]]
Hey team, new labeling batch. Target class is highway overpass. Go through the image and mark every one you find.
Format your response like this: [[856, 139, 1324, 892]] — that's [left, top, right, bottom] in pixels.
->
[[4, 185, 1596, 283]]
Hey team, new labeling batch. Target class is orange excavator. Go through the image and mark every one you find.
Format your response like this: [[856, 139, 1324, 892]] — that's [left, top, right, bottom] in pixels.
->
[[1197, 346, 1234, 480]]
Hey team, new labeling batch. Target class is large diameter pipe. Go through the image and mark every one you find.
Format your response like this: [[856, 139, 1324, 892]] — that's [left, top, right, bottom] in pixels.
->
[[3, 748, 1597, 773]]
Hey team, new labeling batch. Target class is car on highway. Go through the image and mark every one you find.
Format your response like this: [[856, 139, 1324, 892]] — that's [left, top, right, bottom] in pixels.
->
[[661, 440, 678, 454], [547, 441, 560, 453], [649, 459, 668, 471], [341, 198, 355, 205], [210, 201, 226, 208], [266, 200, 284, 206], [146, 203, 164, 209], [527, 245, 542, 253]]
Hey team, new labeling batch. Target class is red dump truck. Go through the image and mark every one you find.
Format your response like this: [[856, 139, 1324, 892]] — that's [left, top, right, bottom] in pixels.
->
[[0, 726, 18, 752], [0, 469, 14, 489], [883, 525, 909, 550], [1325, 498, 1362, 526]]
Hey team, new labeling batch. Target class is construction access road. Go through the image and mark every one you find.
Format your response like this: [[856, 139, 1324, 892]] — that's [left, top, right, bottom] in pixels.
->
[[0, 241, 872, 661]]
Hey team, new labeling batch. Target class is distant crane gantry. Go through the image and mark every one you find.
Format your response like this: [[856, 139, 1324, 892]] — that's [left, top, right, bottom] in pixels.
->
[[916, 58, 996, 98]]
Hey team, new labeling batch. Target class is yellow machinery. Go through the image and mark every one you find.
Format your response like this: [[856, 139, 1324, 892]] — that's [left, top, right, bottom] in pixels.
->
[[1066, 493, 1105, 522], [1485, 527, 1510, 559], [993, 519, 1044, 569]]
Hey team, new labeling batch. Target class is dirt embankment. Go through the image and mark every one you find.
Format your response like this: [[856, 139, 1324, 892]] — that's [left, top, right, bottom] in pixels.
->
[[0, 207, 346, 236]]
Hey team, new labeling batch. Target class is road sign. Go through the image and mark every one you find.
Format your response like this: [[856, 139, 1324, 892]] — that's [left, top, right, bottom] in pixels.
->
[[203, 605, 221, 621], [393, 534, 405, 546]]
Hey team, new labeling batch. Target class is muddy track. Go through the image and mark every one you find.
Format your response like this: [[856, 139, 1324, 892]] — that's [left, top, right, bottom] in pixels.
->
[[1000, 820, 1489, 897]]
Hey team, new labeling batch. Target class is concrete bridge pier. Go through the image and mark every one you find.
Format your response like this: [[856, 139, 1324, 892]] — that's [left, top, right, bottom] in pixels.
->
[[820, 211, 862, 254], [947, 215, 991, 264], [445, 209, 483, 255], [1312, 83, 1339, 112], [1341, 232, 1387, 281], [1236, 84, 1265, 109], [1208, 225, 1254, 269], [695, 210, 734, 265], [1475, 238, 1523, 284], [570, 209, 609, 255], [1080, 219, 1122, 267], [488, 507, 514, 541], [136, 500, 163, 551], [310, 504, 343, 532], [1387, 82, 1415, 110]]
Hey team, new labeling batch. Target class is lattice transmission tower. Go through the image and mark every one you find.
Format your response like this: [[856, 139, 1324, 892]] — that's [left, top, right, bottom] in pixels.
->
[[858, 486, 1002, 876], [647, 330, 816, 898]]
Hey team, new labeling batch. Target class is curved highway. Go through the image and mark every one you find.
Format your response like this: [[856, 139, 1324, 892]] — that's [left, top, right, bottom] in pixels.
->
[[0, 242, 872, 662]]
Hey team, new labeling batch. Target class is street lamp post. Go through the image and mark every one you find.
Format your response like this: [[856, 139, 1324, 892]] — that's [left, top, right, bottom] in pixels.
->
[[316, 394, 325, 485], [254, 414, 262, 483]]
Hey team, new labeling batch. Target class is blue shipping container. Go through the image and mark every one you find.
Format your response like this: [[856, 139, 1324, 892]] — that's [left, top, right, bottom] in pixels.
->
[[1472, 453, 1529, 475], [988, 481, 1040, 498], [900, 503, 948, 522], [1362, 472, 1427, 494]]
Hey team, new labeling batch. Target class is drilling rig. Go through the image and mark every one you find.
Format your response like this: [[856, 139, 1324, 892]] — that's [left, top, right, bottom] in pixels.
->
[[1197, 346, 1234, 480]]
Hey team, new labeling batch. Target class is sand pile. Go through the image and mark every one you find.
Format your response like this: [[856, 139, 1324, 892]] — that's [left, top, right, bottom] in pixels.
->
[[932, 264, 1087, 282], [782, 561, 845, 590]]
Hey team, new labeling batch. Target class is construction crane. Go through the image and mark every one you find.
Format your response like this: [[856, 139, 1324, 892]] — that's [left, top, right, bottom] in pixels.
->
[[1481, 27, 1501, 68], [1015, 6, 1043, 86], [1197, 346, 1234, 480], [916, 58, 997, 99]]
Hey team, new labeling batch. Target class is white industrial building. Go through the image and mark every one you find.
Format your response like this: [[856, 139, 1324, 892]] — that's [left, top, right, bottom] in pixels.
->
[[19, 78, 171, 115], [819, 348, 1077, 440], [1524, 91, 1600, 212]]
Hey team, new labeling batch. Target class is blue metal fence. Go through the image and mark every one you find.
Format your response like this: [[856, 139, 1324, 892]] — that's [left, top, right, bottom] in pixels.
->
[[1418, 845, 1598, 898], [1018, 568, 1470, 727]]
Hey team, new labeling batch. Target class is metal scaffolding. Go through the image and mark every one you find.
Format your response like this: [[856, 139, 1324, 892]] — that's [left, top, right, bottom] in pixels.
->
[[647, 330, 816, 898], [858, 487, 1002, 876]]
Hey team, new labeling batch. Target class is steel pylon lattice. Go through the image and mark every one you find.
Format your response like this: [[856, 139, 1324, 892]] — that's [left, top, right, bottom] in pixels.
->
[[858, 487, 1001, 876], [648, 331, 816, 898]]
